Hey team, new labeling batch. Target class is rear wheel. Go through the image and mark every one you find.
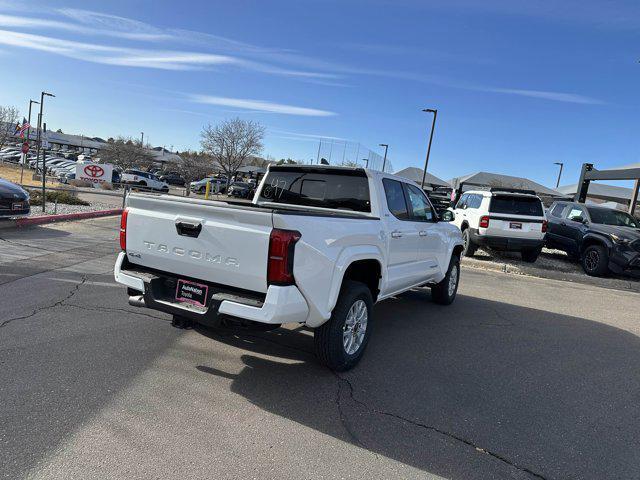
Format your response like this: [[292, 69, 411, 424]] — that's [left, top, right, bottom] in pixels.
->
[[582, 244, 609, 277], [314, 281, 373, 371], [461, 229, 477, 257], [431, 255, 460, 305], [521, 247, 542, 263]]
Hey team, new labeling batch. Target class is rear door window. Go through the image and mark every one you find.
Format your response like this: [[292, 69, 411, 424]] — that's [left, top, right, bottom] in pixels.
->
[[456, 193, 469, 209], [550, 203, 566, 218], [382, 179, 410, 220], [489, 195, 543, 216], [258, 167, 371, 212], [404, 184, 435, 221]]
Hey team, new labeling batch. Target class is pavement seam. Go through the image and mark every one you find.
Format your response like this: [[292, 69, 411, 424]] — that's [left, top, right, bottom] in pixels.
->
[[0, 275, 88, 329], [334, 374, 548, 480]]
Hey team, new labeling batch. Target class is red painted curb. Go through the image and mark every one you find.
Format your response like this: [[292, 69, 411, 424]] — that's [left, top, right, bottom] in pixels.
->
[[16, 209, 123, 227]]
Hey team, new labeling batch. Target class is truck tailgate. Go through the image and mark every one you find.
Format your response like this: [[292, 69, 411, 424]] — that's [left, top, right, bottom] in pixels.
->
[[125, 194, 273, 293]]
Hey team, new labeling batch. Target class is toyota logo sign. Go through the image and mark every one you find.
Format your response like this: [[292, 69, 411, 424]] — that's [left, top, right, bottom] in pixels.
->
[[84, 165, 105, 177]]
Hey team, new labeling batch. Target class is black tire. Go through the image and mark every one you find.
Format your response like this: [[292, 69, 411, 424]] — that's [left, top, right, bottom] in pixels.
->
[[521, 247, 542, 263], [431, 255, 460, 305], [461, 229, 477, 257], [314, 280, 373, 372], [581, 244, 609, 277]]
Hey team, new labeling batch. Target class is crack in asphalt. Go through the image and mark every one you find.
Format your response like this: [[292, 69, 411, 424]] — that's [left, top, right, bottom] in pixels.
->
[[0, 275, 88, 329], [215, 328, 547, 479], [64, 302, 170, 321], [334, 374, 548, 480]]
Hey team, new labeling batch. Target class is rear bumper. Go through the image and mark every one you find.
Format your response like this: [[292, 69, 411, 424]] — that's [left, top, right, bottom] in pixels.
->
[[113, 252, 309, 325], [470, 229, 544, 251]]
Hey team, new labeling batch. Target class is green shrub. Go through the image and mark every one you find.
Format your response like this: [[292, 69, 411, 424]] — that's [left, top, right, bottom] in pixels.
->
[[29, 190, 89, 206]]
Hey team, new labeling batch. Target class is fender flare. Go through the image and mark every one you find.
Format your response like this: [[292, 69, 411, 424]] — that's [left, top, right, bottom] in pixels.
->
[[325, 245, 385, 315], [581, 233, 613, 254]]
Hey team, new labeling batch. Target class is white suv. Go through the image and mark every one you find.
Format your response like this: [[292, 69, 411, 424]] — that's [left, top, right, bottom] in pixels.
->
[[451, 188, 547, 262]]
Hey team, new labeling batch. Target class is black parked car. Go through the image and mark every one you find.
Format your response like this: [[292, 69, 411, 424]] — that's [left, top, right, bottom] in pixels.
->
[[546, 201, 640, 276], [227, 182, 254, 198], [0, 178, 30, 218], [159, 172, 186, 186]]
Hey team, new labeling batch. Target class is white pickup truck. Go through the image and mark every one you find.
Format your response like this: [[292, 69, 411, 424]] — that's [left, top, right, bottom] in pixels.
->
[[115, 165, 464, 370]]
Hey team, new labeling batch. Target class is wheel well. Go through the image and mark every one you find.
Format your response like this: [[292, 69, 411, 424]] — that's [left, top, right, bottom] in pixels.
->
[[460, 222, 469, 231], [452, 244, 464, 259], [342, 260, 381, 302], [581, 237, 607, 254]]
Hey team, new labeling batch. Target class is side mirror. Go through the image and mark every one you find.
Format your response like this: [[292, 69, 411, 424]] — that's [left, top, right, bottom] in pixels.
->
[[572, 216, 585, 224], [440, 210, 455, 222]]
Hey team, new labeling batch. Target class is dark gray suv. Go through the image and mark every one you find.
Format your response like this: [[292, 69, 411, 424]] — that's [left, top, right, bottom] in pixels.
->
[[546, 201, 640, 276]]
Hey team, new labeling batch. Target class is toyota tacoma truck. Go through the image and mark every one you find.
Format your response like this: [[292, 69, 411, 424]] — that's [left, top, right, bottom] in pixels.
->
[[114, 165, 464, 371]]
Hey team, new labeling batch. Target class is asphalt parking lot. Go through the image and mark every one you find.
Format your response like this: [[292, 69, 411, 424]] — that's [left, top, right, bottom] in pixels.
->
[[1, 217, 639, 480]]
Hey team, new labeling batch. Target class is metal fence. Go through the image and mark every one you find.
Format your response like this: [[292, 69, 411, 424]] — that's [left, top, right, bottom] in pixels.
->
[[308, 139, 394, 173]]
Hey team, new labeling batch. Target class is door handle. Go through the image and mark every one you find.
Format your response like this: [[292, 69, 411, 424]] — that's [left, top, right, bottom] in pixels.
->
[[391, 230, 403, 238], [175, 221, 202, 238], [418, 230, 428, 236]]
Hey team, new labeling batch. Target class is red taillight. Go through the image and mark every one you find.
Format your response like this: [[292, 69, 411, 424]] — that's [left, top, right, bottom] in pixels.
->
[[479, 215, 490, 228], [267, 229, 301, 286], [542, 220, 548, 233], [119, 209, 128, 251]]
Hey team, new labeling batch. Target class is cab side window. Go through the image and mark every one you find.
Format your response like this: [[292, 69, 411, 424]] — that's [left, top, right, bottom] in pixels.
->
[[383, 179, 410, 220], [405, 184, 435, 222]]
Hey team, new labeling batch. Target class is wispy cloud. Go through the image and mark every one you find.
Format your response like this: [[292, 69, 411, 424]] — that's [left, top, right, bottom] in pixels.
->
[[189, 95, 336, 117], [480, 87, 604, 105], [269, 129, 347, 141], [0, 29, 238, 70]]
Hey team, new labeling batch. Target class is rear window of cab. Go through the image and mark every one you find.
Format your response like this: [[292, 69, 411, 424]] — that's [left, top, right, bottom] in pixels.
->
[[489, 195, 543, 216]]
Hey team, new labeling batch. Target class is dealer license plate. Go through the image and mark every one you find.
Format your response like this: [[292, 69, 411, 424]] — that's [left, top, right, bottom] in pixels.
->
[[509, 222, 522, 229], [175, 279, 208, 307]]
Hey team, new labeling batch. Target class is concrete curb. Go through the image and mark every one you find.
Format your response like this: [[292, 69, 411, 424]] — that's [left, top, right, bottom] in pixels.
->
[[14, 208, 123, 227]]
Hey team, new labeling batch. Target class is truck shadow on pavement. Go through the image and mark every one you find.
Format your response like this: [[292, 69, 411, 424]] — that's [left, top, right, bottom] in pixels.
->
[[196, 289, 640, 480]]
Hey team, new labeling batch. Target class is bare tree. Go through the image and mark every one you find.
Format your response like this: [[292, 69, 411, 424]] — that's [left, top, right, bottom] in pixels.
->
[[176, 150, 215, 192], [0, 105, 20, 150], [99, 136, 154, 170], [200, 118, 265, 183]]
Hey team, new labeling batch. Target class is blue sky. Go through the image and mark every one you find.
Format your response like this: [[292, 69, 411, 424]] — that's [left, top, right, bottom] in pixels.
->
[[0, 0, 638, 187]]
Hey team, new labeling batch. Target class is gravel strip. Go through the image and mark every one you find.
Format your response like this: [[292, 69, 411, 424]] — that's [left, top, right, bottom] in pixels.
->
[[27, 202, 116, 217], [463, 246, 640, 292]]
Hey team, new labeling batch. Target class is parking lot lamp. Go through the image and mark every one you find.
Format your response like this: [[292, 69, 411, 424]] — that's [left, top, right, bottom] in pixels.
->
[[421, 108, 438, 190], [554, 162, 564, 188], [379, 144, 389, 172]]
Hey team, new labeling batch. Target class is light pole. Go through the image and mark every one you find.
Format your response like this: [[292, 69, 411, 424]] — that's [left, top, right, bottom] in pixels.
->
[[20, 99, 39, 184], [35, 91, 55, 177], [379, 144, 389, 172], [140, 131, 144, 147], [554, 162, 564, 188], [420, 108, 437, 190], [363, 158, 369, 168]]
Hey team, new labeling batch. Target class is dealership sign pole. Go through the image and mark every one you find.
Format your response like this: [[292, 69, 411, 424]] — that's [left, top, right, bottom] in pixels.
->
[[42, 123, 47, 212]]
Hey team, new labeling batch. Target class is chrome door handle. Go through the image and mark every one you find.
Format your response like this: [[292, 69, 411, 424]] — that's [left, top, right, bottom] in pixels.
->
[[419, 230, 428, 236], [391, 230, 403, 238]]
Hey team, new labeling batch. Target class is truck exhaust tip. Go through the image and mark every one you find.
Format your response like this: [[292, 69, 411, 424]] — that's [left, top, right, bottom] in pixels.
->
[[128, 295, 145, 307]]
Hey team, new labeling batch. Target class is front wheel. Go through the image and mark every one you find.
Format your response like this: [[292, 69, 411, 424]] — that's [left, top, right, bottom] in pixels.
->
[[314, 280, 373, 371], [582, 244, 609, 277], [431, 255, 460, 305]]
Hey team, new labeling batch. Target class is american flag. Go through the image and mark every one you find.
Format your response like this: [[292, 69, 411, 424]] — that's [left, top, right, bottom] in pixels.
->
[[14, 118, 31, 138]]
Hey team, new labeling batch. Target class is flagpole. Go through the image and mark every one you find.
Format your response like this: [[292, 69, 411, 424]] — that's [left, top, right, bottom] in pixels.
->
[[20, 99, 39, 185]]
